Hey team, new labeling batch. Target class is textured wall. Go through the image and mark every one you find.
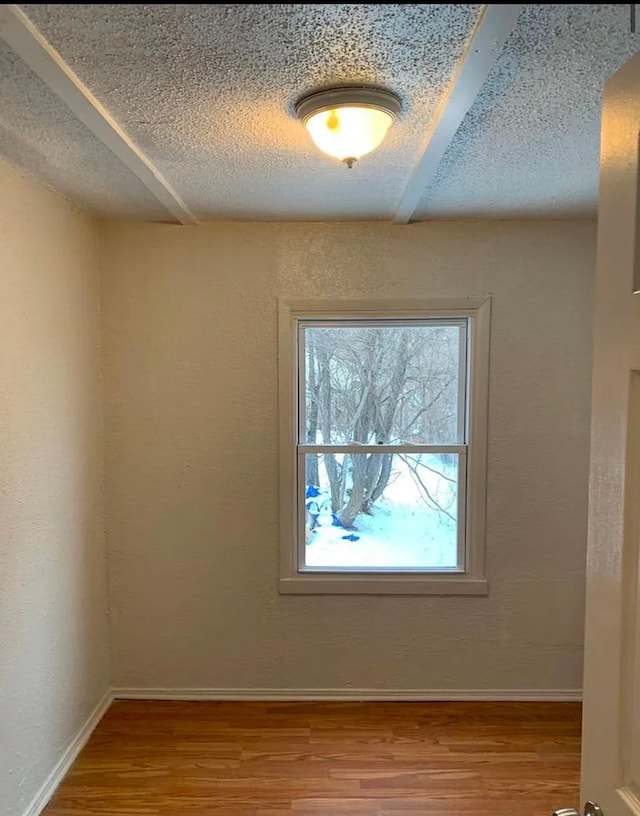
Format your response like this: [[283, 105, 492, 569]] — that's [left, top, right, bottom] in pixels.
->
[[101, 219, 594, 693], [0, 161, 109, 816]]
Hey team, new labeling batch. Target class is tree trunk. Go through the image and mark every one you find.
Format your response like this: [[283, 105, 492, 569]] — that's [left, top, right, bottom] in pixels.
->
[[317, 342, 343, 513], [339, 453, 368, 528], [365, 453, 394, 510], [359, 330, 410, 514], [361, 453, 384, 514], [305, 331, 319, 486], [325, 453, 341, 513]]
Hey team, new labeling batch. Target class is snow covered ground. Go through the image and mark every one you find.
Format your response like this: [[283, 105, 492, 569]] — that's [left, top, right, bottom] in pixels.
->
[[305, 454, 459, 569]]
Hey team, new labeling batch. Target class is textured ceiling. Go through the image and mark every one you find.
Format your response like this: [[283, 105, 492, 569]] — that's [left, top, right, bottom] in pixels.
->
[[15, 3, 479, 221], [416, 4, 640, 219], [0, 37, 169, 219], [1, 4, 638, 222]]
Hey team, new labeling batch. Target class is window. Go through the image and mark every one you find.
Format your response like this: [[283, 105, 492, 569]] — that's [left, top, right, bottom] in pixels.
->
[[279, 299, 490, 595]]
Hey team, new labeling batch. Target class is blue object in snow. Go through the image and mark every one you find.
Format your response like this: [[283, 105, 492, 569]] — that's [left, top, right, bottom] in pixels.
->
[[341, 533, 360, 542], [305, 485, 321, 499], [331, 514, 344, 527]]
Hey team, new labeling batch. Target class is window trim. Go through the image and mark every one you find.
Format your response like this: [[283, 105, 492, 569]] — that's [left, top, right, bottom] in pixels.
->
[[278, 297, 490, 596]]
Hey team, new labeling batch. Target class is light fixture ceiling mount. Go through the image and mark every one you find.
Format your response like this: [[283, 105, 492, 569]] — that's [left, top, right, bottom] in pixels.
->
[[295, 87, 401, 168]]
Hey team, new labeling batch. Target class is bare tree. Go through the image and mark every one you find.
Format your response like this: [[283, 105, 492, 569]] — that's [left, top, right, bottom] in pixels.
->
[[305, 324, 459, 529], [305, 330, 319, 487]]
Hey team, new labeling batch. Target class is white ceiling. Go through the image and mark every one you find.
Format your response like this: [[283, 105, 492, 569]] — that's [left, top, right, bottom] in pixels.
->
[[0, 4, 637, 223]]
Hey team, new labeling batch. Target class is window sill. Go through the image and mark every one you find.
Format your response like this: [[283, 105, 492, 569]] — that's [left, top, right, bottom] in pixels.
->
[[279, 575, 488, 596]]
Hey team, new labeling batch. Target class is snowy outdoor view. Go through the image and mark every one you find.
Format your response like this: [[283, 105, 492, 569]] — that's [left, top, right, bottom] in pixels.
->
[[301, 321, 465, 571], [305, 453, 459, 569]]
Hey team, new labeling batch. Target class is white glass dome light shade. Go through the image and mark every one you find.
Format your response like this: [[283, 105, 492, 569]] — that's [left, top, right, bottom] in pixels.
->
[[296, 87, 401, 168], [305, 106, 394, 164]]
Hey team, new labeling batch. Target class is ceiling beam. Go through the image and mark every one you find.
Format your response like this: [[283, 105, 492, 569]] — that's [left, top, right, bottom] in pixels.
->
[[0, 4, 197, 225], [394, 4, 523, 225]]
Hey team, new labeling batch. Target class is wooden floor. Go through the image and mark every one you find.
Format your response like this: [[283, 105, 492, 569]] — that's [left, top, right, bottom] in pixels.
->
[[43, 701, 581, 816]]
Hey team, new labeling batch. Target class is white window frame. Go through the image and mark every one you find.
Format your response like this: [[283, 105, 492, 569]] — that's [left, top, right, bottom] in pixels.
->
[[278, 297, 490, 596]]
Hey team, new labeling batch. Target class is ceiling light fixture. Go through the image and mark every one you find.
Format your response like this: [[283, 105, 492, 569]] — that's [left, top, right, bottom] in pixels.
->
[[295, 87, 401, 169]]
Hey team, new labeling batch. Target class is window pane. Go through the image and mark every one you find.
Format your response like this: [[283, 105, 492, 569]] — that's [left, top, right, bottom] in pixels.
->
[[303, 453, 460, 570], [302, 323, 464, 445]]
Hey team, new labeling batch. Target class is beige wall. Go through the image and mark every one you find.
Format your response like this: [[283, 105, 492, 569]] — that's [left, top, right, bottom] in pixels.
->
[[0, 161, 109, 816], [101, 219, 595, 693]]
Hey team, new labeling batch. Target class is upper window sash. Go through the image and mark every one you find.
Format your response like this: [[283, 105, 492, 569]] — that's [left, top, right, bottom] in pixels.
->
[[297, 317, 469, 448]]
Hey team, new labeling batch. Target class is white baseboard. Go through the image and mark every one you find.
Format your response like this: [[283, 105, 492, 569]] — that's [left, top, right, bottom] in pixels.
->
[[113, 687, 582, 702], [22, 689, 113, 816]]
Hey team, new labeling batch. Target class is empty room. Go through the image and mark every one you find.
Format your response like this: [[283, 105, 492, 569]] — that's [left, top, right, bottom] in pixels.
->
[[2, 4, 640, 816]]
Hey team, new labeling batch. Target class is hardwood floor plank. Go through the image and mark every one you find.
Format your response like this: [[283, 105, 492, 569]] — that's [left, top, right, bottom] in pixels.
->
[[42, 701, 581, 816]]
